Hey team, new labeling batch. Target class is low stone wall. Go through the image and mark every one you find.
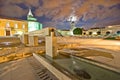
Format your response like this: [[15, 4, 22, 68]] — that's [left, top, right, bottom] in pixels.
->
[[57, 37, 120, 51], [0, 37, 21, 43]]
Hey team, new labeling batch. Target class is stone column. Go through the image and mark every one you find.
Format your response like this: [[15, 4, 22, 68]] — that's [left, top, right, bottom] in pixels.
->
[[34, 36, 39, 46], [29, 36, 38, 46], [21, 34, 29, 45], [45, 30, 57, 58]]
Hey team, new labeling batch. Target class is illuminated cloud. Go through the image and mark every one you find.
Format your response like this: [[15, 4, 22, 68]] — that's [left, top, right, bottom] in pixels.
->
[[0, 0, 40, 18], [0, 0, 120, 29], [76, 0, 120, 19], [0, 4, 27, 18], [24, 0, 40, 7], [42, 0, 61, 9], [35, 0, 120, 21], [35, 0, 73, 19], [0, 0, 40, 7]]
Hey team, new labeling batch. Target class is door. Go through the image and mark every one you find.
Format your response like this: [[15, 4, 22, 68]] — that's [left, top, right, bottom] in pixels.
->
[[6, 30, 10, 36]]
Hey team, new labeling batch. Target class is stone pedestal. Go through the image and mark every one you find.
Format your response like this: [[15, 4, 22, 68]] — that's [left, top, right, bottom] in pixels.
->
[[29, 36, 38, 46], [45, 32, 57, 58]]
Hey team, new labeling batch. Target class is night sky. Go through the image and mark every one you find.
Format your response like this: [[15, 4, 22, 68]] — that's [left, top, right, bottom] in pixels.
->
[[0, 0, 120, 30]]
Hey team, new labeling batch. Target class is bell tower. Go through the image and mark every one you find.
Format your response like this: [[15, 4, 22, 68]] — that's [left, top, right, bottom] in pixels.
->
[[27, 8, 42, 32], [27, 8, 37, 21]]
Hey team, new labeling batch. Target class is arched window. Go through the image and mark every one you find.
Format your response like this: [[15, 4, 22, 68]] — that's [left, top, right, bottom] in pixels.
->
[[117, 31, 120, 34], [97, 31, 101, 35], [89, 32, 92, 35], [106, 31, 110, 35]]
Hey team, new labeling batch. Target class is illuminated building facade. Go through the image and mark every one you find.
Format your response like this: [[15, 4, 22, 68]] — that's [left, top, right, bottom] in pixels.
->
[[57, 29, 70, 36], [0, 9, 42, 36], [82, 25, 120, 37], [0, 18, 28, 36], [57, 27, 83, 36]]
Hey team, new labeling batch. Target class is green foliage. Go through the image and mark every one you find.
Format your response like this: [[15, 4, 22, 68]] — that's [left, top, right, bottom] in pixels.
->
[[104, 37, 116, 40], [73, 28, 82, 35]]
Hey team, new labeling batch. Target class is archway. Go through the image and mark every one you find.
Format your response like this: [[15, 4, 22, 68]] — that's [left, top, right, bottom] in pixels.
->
[[83, 33, 86, 35], [117, 31, 120, 34], [73, 28, 82, 35]]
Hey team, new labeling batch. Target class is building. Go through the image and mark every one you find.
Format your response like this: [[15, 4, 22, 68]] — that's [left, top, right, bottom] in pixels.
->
[[58, 15, 82, 36], [57, 27, 83, 36], [57, 29, 70, 36], [82, 25, 120, 37], [0, 9, 42, 36], [0, 18, 28, 36], [27, 9, 42, 32]]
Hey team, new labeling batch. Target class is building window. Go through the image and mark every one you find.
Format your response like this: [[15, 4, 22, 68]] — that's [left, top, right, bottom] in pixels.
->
[[22, 24, 25, 29], [6, 30, 10, 36], [14, 23, 18, 29], [89, 32, 92, 35], [6, 22, 10, 28], [97, 31, 101, 35], [106, 31, 110, 35], [117, 31, 120, 34]]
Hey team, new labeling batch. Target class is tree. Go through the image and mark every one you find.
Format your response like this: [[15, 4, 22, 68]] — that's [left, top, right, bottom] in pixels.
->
[[73, 28, 82, 35]]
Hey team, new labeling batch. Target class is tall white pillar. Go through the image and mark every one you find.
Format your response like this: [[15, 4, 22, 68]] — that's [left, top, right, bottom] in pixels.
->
[[45, 31, 57, 58]]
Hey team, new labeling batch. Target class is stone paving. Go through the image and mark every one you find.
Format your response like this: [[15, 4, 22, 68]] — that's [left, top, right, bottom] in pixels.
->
[[0, 56, 58, 80]]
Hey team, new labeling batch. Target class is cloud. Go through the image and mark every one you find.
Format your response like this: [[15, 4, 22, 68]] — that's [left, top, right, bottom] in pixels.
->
[[52, 4, 72, 21], [0, 4, 27, 18], [34, 7, 44, 16], [0, 0, 40, 18], [0, 0, 40, 7], [0, 0, 120, 29], [34, 0, 120, 29], [42, 0, 61, 9], [35, 0, 81, 20], [82, 4, 120, 21], [24, 0, 40, 7], [76, 0, 120, 19], [91, 18, 120, 28], [42, 0, 75, 9], [43, 20, 70, 29]]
